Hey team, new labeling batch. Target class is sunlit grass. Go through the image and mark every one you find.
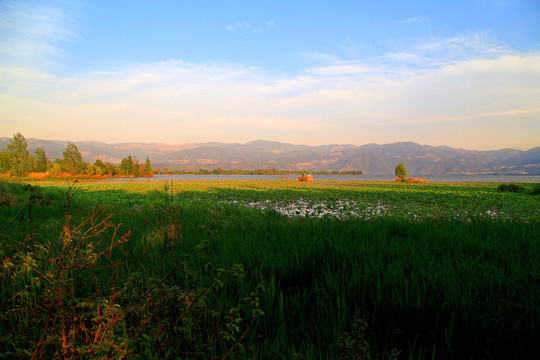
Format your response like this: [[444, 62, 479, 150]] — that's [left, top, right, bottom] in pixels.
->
[[33, 179, 540, 221]]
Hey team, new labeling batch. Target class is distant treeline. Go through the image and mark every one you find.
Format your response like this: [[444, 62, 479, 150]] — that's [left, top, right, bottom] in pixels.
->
[[1, 132, 363, 179], [0, 132, 153, 178], [159, 168, 363, 175]]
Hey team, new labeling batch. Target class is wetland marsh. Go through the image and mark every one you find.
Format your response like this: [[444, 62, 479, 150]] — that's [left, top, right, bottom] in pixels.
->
[[1, 179, 539, 359]]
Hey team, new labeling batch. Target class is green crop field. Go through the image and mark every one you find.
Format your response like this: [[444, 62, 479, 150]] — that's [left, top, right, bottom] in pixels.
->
[[1, 179, 539, 359]]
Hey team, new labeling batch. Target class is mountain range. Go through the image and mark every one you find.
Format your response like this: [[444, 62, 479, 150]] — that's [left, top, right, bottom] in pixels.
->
[[1, 137, 539, 175]]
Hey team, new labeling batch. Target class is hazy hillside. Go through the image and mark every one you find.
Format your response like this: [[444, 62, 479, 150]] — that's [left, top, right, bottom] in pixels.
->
[[1, 137, 539, 175]]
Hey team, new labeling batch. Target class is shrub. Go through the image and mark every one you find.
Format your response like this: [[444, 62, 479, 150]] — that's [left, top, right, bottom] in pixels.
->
[[497, 183, 522, 193], [0, 181, 24, 205], [0, 184, 264, 359], [532, 183, 540, 195], [405, 177, 427, 183], [0, 188, 17, 206]]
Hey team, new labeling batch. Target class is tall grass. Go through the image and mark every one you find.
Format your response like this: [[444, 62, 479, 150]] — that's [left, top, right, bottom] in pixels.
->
[[191, 207, 539, 359], [1, 180, 539, 359]]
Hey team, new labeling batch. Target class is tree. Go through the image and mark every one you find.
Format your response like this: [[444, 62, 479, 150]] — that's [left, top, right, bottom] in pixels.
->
[[144, 156, 152, 175], [33, 147, 49, 172], [85, 163, 95, 176], [94, 159, 105, 170], [7, 132, 31, 176], [395, 163, 407, 181], [119, 155, 139, 176], [132, 156, 140, 176], [104, 162, 118, 177], [63, 142, 86, 176], [0, 148, 11, 173], [119, 155, 133, 176], [136, 163, 144, 177], [49, 162, 62, 177], [93, 165, 103, 176]]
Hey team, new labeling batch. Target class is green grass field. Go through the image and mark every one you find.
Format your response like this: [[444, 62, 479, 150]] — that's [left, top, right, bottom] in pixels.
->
[[1, 179, 539, 359]]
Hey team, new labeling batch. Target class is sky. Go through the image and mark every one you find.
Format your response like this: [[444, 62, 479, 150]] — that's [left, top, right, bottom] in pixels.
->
[[1, 0, 540, 150]]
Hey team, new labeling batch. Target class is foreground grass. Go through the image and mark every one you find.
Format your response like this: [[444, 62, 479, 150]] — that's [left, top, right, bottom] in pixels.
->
[[1, 179, 539, 359]]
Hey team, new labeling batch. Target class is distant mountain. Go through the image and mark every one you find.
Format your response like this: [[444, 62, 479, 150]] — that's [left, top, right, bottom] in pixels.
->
[[1, 137, 539, 175]]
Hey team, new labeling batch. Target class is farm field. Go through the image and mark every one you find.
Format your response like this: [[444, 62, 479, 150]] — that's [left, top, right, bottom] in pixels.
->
[[1, 179, 539, 359]]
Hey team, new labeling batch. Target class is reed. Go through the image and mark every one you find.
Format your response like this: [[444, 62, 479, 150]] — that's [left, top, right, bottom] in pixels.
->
[[1, 179, 538, 359]]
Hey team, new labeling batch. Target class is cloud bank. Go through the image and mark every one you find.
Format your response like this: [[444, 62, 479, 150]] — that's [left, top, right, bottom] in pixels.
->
[[0, 2, 538, 150]]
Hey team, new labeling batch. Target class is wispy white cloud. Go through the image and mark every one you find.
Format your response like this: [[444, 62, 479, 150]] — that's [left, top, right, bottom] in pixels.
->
[[225, 20, 275, 33], [225, 21, 255, 32], [0, 0, 80, 68], [400, 16, 430, 24], [299, 52, 341, 65], [1, 30, 539, 150], [416, 31, 508, 58], [305, 62, 380, 76]]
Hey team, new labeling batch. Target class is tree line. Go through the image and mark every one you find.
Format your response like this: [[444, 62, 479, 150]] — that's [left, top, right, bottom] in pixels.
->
[[0, 132, 152, 178]]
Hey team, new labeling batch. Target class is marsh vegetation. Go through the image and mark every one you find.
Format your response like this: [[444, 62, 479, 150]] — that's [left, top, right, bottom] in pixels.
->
[[1, 179, 539, 359]]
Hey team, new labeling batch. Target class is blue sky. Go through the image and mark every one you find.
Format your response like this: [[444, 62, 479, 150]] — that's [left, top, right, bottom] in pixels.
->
[[1, 0, 539, 150]]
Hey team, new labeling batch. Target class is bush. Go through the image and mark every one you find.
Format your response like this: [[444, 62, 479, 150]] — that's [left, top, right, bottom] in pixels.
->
[[497, 183, 522, 193], [532, 183, 540, 195], [0, 189, 17, 206], [0, 181, 22, 206], [0, 184, 264, 359]]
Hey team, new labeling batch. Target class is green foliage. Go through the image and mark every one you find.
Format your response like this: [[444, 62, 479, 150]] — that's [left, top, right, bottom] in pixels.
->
[[93, 158, 105, 170], [145, 156, 152, 175], [1, 200, 128, 358], [49, 162, 63, 176], [84, 163, 95, 176], [1, 180, 539, 359], [338, 319, 372, 360], [0, 182, 264, 359], [62, 142, 86, 175], [0, 188, 17, 206], [338, 319, 402, 360], [120, 155, 140, 176], [531, 183, 540, 195], [33, 147, 49, 172], [0, 147, 12, 173], [104, 161, 120, 177], [6, 132, 32, 176], [497, 183, 522, 193], [394, 163, 407, 180]]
